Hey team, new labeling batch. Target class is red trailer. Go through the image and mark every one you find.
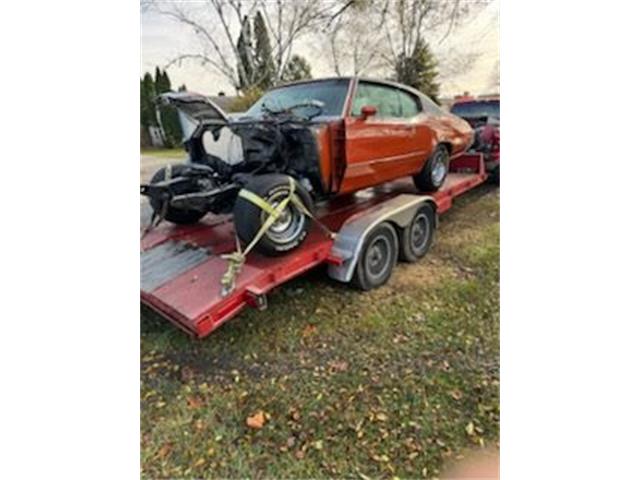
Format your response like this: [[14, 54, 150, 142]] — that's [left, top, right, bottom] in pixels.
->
[[141, 153, 488, 338]]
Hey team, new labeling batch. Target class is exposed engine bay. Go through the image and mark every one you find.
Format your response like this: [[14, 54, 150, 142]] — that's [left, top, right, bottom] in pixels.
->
[[140, 93, 327, 217]]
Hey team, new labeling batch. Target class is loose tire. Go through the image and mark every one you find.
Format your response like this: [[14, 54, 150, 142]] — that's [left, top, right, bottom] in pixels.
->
[[399, 204, 436, 263], [352, 222, 398, 291], [413, 145, 450, 192], [233, 174, 313, 256], [149, 164, 206, 225]]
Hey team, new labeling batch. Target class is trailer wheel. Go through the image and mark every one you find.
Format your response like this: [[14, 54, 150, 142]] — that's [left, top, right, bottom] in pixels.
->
[[399, 204, 436, 263], [413, 145, 449, 192], [352, 222, 398, 291], [150, 165, 206, 225], [233, 174, 313, 256]]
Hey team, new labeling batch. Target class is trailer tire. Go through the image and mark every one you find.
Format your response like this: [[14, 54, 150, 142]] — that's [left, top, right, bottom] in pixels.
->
[[150, 165, 207, 225], [233, 174, 313, 257], [413, 145, 449, 192], [352, 222, 398, 291], [399, 204, 436, 263]]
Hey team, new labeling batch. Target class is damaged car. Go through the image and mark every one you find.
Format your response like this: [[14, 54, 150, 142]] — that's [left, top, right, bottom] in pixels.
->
[[141, 77, 474, 256]]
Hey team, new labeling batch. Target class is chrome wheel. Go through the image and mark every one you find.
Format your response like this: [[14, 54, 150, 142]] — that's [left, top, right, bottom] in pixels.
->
[[431, 150, 447, 185], [260, 190, 306, 246]]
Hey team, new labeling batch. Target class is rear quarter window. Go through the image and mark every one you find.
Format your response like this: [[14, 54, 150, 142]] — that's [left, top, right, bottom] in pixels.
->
[[398, 90, 421, 118], [421, 95, 443, 116]]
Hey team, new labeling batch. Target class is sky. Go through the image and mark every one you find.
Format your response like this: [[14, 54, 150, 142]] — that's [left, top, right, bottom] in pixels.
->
[[140, 1, 499, 98]]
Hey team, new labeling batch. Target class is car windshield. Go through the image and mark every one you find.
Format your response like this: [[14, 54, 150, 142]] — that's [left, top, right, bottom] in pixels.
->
[[245, 79, 350, 118], [451, 100, 500, 119]]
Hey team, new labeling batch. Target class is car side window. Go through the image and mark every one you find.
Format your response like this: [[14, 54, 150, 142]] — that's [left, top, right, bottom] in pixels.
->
[[398, 90, 421, 118], [422, 95, 443, 116], [350, 82, 402, 118]]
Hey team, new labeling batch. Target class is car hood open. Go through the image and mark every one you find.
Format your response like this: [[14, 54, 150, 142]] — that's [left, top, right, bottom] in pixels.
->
[[158, 92, 229, 125]]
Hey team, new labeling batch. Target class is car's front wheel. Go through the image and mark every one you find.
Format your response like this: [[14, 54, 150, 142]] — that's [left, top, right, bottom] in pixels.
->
[[413, 145, 450, 192], [233, 174, 313, 256]]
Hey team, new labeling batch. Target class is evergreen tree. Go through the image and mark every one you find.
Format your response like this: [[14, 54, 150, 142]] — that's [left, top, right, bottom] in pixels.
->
[[253, 11, 276, 90], [178, 84, 187, 92], [140, 72, 157, 127], [282, 55, 312, 83], [153, 68, 183, 148], [154, 67, 163, 90], [394, 38, 440, 103], [236, 16, 254, 92]]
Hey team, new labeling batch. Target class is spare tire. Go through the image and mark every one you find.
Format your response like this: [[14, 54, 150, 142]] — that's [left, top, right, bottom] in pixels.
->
[[233, 174, 313, 256]]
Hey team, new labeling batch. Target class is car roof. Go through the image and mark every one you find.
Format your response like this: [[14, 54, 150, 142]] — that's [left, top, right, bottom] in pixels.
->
[[453, 96, 500, 105], [270, 76, 431, 101]]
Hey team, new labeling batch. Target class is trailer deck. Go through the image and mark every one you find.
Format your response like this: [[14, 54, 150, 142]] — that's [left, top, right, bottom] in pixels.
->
[[141, 153, 487, 338]]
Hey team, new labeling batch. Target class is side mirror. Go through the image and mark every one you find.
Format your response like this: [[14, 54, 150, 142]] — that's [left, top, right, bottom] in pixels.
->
[[360, 105, 377, 119]]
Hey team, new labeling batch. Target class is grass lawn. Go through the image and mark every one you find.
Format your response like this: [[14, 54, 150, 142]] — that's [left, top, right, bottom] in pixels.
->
[[141, 186, 500, 479], [140, 147, 187, 159]]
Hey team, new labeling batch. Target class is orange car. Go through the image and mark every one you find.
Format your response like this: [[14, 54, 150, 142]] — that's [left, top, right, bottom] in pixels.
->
[[141, 77, 473, 255]]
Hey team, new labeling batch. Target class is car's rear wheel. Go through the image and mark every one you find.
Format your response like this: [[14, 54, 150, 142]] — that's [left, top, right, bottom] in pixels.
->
[[149, 164, 207, 225], [233, 174, 313, 256], [413, 145, 450, 192]]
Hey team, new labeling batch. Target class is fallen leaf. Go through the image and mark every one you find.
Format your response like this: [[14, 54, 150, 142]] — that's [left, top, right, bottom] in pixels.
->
[[376, 413, 389, 422], [449, 390, 463, 401], [157, 443, 172, 459], [286, 436, 296, 448], [246, 411, 266, 429], [294, 449, 305, 460], [302, 324, 317, 337], [328, 360, 349, 372], [312, 440, 324, 450], [465, 421, 475, 436], [194, 458, 205, 468], [186, 395, 204, 409]]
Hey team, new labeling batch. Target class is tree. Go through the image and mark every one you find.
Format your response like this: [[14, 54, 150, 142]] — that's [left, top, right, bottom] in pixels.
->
[[236, 15, 254, 92], [324, 0, 386, 76], [253, 11, 276, 89], [154, 68, 183, 147], [140, 72, 157, 127], [394, 38, 440, 102], [149, 0, 351, 93], [322, 0, 486, 82], [281, 55, 312, 83]]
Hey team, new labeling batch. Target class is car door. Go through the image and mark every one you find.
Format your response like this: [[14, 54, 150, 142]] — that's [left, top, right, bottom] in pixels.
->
[[341, 81, 429, 194]]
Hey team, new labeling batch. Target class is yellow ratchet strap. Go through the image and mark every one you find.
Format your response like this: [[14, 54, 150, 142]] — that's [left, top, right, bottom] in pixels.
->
[[220, 177, 335, 297]]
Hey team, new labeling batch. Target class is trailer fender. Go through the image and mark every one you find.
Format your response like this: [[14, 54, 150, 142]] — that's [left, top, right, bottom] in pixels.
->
[[328, 194, 436, 283]]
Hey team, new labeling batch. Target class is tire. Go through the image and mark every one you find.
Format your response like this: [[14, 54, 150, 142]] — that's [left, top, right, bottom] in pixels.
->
[[233, 174, 313, 256], [413, 144, 450, 192], [149, 164, 207, 225], [489, 164, 500, 185], [351, 222, 398, 291], [399, 204, 436, 263]]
